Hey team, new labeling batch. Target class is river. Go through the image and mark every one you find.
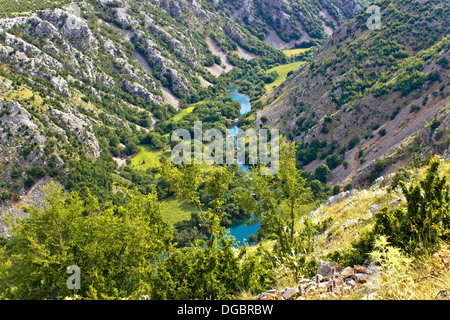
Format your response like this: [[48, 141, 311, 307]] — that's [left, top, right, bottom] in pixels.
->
[[226, 88, 260, 246]]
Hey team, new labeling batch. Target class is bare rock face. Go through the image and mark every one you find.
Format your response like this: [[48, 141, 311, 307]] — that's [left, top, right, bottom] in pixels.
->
[[122, 79, 163, 104], [0, 99, 51, 196], [0, 177, 63, 239], [0, 100, 47, 182], [0, 100, 46, 146], [317, 260, 337, 277], [49, 107, 100, 161], [51, 76, 71, 98], [40, 9, 97, 51]]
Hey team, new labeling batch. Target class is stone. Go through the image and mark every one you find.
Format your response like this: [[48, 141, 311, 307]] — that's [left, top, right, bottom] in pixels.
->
[[339, 267, 354, 279], [298, 278, 311, 285], [325, 190, 357, 206], [317, 260, 337, 277], [370, 204, 386, 217], [318, 283, 329, 293], [282, 286, 300, 300], [314, 274, 324, 283], [345, 279, 358, 288], [257, 293, 280, 301], [338, 218, 361, 230], [354, 265, 368, 274], [355, 273, 368, 284], [360, 293, 377, 300]]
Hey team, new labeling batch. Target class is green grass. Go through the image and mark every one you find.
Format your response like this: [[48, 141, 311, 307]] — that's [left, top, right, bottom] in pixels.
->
[[283, 48, 309, 58], [130, 145, 171, 170], [161, 196, 200, 225], [0, 0, 73, 18], [265, 61, 306, 91], [170, 106, 195, 122]]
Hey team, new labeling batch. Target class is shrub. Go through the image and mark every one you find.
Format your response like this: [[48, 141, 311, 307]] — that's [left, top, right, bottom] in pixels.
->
[[373, 158, 449, 256], [332, 185, 341, 195], [314, 164, 330, 183], [388, 167, 411, 191], [260, 115, 268, 124], [410, 104, 421, 113], [347, 136, 360, 150]]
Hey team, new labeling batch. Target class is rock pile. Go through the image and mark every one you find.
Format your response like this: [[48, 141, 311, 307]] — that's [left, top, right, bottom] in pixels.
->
[[255, 260, 380, 300]]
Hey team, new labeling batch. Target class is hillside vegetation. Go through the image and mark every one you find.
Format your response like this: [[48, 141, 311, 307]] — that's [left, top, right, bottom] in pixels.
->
[[258, 0, 450, 188], [0, 0, 449, 301]]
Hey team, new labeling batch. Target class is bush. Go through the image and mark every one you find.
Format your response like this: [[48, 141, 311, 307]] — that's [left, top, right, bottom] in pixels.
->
[[370, 158, 387, 183], [410, 104, 421, 113], [372, 158, 449, 256], [347, 136, 360, 150], [332, 185, 341, 195], [260, 115, 268, 124], [388, 167, 411, 191], [314, 164, 331, 183]]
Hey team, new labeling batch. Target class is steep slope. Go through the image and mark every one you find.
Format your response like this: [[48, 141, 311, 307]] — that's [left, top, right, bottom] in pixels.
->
[[223, 0, 369, 48], [257, 0, 450, 187]]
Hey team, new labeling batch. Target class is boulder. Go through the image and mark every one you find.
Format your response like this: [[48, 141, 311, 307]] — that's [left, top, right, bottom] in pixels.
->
[[354, 265, 368, 274], [339, 267, 354, 279], [282, 286, 301, 300], [317, 261, 336, 277], [325, 189, 357, 206]]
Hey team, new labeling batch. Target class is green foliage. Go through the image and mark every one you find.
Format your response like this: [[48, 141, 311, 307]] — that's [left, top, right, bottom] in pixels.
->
[[0, 183, 172, 299], [314, 164, 331, 184], [370, 158, 387, 183], [389, 167, 412, 191], [150, 237, 276, 299], [0, 0, 73, 18], [351, 158, 450, 260], [369, 236, 416, 300], [238, 137, 316, 280]]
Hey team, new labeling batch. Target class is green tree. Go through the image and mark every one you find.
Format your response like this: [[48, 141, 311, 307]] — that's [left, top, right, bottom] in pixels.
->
[[0, 183, 172, 300], [159, 162, 233, 248], [315, 164, 331, 183], [238, 137, 312, 257]]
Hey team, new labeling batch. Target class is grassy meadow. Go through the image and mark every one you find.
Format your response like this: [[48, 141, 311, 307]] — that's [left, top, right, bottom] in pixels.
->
[[265, 61, 306, 91]]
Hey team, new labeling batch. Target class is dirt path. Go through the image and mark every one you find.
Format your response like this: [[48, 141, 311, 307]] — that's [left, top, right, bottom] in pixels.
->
[[198, 76, 212, 88]]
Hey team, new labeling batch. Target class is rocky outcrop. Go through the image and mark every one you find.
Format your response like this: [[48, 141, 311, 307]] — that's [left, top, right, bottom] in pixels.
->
[[51, 76, 71, 98], [49, 107, 100, 161], [256, 260, 381, 300], [325, 189, 357, 207], [0, 101, 47, 184], [122, 79, 163, 104]]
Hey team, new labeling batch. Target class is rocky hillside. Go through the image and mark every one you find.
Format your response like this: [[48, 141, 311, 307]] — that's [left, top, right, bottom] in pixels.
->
[[0, 0, 374, 237], [257, 0, 450, 188], [253, 157, 450, 300], [224, 0, 368, 49]]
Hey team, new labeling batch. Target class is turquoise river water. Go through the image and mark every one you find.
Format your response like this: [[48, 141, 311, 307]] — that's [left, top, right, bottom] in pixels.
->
[[226, 88, 260, 245]]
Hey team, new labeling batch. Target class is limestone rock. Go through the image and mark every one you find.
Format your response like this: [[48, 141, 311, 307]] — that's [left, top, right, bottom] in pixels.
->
[[317, 261, 336, 277], [339, 267, 354, 279], [325, 189, 357, 206], [51, 76, 71, 97]]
